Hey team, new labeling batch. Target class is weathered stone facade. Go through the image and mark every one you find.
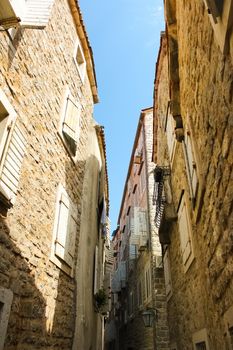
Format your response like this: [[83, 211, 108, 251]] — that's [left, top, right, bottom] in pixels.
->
[[0, 1, 109, 349], [110, 109, 169, 350], [153, 1, 233, 349]]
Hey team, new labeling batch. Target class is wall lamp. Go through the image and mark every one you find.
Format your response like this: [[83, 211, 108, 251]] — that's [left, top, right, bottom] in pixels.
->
[[141, 308, 158, 328]]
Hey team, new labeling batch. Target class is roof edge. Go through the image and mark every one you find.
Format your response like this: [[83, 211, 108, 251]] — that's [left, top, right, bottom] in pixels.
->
[[68, 0, 99, 103]]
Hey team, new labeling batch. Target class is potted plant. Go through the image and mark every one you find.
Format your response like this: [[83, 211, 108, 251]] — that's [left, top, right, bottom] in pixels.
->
[[94, 288, 108, 314]]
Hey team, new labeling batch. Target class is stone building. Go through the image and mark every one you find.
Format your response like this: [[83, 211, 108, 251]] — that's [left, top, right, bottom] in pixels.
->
[[0, 1, 109, 349], [110, 109, 169, 350], [153, 0, 233, 349]]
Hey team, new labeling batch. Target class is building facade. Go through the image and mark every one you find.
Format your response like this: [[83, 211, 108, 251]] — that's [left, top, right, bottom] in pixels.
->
[[110, 109, 170, 350], [153, 0, 233, 349], [0, 1, 109, 349]]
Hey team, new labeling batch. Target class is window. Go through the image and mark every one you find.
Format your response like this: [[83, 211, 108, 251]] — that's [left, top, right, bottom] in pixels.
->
[[74, 40, 86, 83], [192, 329, 210, 350], [144, 266, 152, 301], [51, 184, 78, 275], [0, 90, 26, 207], [59, 88, 81, 159], [0, 0, 54, 29], [224, 305, 233, 349], [0, 287, 13, 350], [163, 248, 172, 299], [203, 0, 233, 54], [182, 130, 198, 204], [177, 193, 194, 272]]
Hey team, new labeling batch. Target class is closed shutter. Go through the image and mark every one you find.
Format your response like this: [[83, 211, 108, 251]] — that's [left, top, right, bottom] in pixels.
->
[[94, 245, 99, 294], [62, 96, 80, 155], [184, 132, 198, 199], [55, 193, 70, 262], [0, 122, 27, 202], [178, 198, 192, 265], [163, 250, 172, 297], [21, 0, 55, 28]]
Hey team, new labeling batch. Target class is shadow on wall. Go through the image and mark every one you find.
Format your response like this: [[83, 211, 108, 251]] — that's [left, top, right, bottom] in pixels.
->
[[0, 150, 101, 348], [0, 216, 47, 348]]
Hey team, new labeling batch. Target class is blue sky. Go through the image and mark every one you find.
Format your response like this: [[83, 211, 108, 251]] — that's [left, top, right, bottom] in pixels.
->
[[79, 0, 165, 231]]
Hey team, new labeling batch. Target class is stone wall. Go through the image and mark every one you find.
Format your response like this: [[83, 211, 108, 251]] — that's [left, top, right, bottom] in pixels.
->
[[154, 0, 233, 348], [0, 0, 104, 349]]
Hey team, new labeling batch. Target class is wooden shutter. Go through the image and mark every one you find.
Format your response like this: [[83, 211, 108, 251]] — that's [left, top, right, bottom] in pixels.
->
[[0, 122, 27, 202], [163, 250, 172, 297], [55, 192, 70, 262], [94, 245, 99, 294], [21, 0, 54, 28], [65, 209, 77, 267], [62, 97, 80, 154], [178, 197, 192, 265], [184, 132, 198, 199], [166, 113, 175, 161]]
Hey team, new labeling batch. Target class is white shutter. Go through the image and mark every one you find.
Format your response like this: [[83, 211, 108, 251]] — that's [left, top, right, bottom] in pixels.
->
[[65, 210, 77, 267], [178, 197, 192, 265], [55, 193, 70, 262], [94, 245, 99, 294], [62, 96, 80, 154], [21, 0, 55, 28], [0, 123, 27, 202], [163, 250, 172, 297]]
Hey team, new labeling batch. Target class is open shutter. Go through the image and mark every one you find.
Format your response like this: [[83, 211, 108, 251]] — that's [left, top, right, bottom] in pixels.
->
[[163, 250, 172, 297], [21, 0, 55, 28], [62, 97, 80, 155], [94, 245, 99, 294], [55, 193, 70, 262], [65, 209, 77, 267], [178, 198, 192, 265], [0, 122, 27, 202], [184, 132, 198, 199]]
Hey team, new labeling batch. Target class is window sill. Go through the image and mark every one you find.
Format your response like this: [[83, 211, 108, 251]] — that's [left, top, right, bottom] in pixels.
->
[[50, 255, 74, 278]]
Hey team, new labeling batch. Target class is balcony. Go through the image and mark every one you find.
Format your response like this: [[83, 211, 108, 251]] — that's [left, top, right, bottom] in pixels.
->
[[153, 166, 177, 244]]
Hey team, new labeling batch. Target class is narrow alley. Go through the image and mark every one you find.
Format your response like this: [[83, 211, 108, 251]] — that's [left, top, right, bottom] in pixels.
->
[[0, 0, 232, 350]]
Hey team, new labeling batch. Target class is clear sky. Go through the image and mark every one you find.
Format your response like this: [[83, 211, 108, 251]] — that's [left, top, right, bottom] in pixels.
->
[[78, 0, 165, 232]]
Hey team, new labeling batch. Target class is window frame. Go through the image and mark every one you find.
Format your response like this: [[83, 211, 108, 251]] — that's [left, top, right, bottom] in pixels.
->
[[224, 305, 233, 349], [50, 183, 77, 276], [192, 328, 210, 350], [0, 287, 13, 350], [73, 38, 86, 83], [58, 87, 81, 162]]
